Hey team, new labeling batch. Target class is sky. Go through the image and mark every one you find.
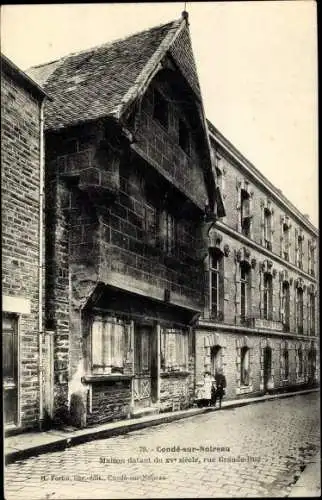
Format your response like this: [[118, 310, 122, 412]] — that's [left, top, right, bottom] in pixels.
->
[[1, 2, 318, 227]]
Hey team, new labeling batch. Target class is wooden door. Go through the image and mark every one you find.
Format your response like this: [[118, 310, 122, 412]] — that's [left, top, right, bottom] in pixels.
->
[[3, 314, 18, 426], [133, 325, 152, 408]]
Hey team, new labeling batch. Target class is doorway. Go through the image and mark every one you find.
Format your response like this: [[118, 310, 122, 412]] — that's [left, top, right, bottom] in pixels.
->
[[3, 314, 18, 426], [211, 345, 222, 376], [133, 324, 158, 408], [263, 346, 272, 391]]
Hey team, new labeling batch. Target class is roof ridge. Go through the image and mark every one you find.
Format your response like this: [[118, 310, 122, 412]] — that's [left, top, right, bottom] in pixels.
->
[[27, 18, 181, 73]]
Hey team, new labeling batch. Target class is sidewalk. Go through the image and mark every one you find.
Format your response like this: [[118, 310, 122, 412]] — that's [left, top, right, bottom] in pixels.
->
[[288, 449, 321, 497], [5, 387, 319, 465]]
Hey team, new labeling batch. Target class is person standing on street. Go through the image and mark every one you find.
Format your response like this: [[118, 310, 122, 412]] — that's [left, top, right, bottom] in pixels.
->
[[213, 368, 227, 409]]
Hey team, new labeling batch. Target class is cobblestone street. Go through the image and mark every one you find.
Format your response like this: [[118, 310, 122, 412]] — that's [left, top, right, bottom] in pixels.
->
[[5, 392, 320, 499]]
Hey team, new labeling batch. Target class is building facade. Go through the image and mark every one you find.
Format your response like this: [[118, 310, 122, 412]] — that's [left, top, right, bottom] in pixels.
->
[[1, 54, 47, 430], [27, 13, 223, 427], [195, 122, 319, 400], [3, 13, 318, 433]]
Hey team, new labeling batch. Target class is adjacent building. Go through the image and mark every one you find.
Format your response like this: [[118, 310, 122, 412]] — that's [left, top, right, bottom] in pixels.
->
[[195, 122, 319, 399], [1, 54, 47, 430]]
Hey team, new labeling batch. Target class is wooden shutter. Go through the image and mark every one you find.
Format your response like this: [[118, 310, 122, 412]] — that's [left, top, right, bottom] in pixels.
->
[[235, 263, 241, 320]]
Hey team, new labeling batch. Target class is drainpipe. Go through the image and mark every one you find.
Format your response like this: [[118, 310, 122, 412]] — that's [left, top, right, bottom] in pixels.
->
[[38, 98, 46, 430]]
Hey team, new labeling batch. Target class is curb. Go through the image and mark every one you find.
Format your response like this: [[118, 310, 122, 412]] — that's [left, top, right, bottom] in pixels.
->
[[5, 387, 319, 465]]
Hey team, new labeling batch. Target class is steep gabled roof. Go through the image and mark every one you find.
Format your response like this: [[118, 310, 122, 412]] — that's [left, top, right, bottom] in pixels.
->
[[26, 17, 192, 131]]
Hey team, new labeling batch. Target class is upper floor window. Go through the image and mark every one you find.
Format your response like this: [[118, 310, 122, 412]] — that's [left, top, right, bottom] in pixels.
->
[[308, 241, 315, 276], [264, 208, 272, 250], [241, 189, 251, 237], [281, 282, 290, 331], [209, 252, 223, 320], [92, 317, 125, 375], [263, 273, 273, 320], [297, 235, 303, 269], [240, 262, 251, 323], [282, 223, 290, 261], [162, 211, 176, 256], [296, 287, 304, 334], [309, 292, 315, 335], [153, 89, 168, 129], [295, 229, 304, 269], [178, 119, 190, 155]]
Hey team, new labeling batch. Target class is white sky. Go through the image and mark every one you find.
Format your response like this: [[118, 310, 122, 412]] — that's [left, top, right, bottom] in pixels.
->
[[1, 2, 318, 227]]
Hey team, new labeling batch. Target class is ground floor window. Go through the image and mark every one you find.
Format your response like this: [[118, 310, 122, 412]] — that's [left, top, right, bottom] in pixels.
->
[[298, 348, 304, 378], [91, 317, 125, 374], [283, 349, 289, 379], [240, 346, 250, 386], [160, 328, 188, 372]]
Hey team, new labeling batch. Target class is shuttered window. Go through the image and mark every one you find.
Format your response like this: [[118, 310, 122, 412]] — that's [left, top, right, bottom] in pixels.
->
[[160, 328, 188, 372], [92, 317, 125, 374]]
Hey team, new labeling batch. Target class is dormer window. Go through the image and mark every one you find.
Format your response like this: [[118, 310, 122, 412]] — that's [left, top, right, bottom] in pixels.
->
[[153, 89, 168, 129], [178, 119, 190, 155]]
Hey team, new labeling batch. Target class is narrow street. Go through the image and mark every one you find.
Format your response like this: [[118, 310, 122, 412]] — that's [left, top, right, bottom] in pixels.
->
[[5, 392, 320, 499]]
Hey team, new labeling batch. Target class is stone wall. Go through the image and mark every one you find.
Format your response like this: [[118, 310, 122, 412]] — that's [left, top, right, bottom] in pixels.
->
[[1, 65, 42, 429]]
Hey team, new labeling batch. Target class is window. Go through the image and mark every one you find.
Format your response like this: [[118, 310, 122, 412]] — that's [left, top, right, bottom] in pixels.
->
[[240, 347, 250, 386], [160, 328, 188, 372], [282, 223, 290, 261], [297, 235, 303, 269], [281, 282, 290, 331], [309, 292, 315, 335], [209, 252, 223, 320], [240, 263, 251, 323], [178, 119, 190, 155], [283, 349, 289, 379], [160, 211, 176, 256], [298, 348, 303, 378], [91, 317, 125, 374], [241, 189, 251, 237], [308, 242, 315, 276], [263, 273, 273, 320], [153, 89, 168, 129], [211, 345, 222, 375], [264, 208, 272, 250], [143, 202, 157, 245], [296, 288, 304, 334]]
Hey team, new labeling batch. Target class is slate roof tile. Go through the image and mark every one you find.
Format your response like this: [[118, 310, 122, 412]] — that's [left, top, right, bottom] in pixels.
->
[[27, 19, 182, 131]]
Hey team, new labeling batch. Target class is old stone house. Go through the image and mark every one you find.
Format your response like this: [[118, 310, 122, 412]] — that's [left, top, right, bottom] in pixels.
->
[[27, 12, 224, 427], [1, 54, 48, 430]]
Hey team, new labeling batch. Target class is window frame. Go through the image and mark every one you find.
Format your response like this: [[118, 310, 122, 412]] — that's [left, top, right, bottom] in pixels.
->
[[160, 327, 189, 372], [296, 288, 304, 334], [91, 316, 126, 375], [263, 273, 273, 320], [178, 118, 191, 155], [240, 346, 250, 386], [240, 263, 251, 322], [263, 208, 272, 249]]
